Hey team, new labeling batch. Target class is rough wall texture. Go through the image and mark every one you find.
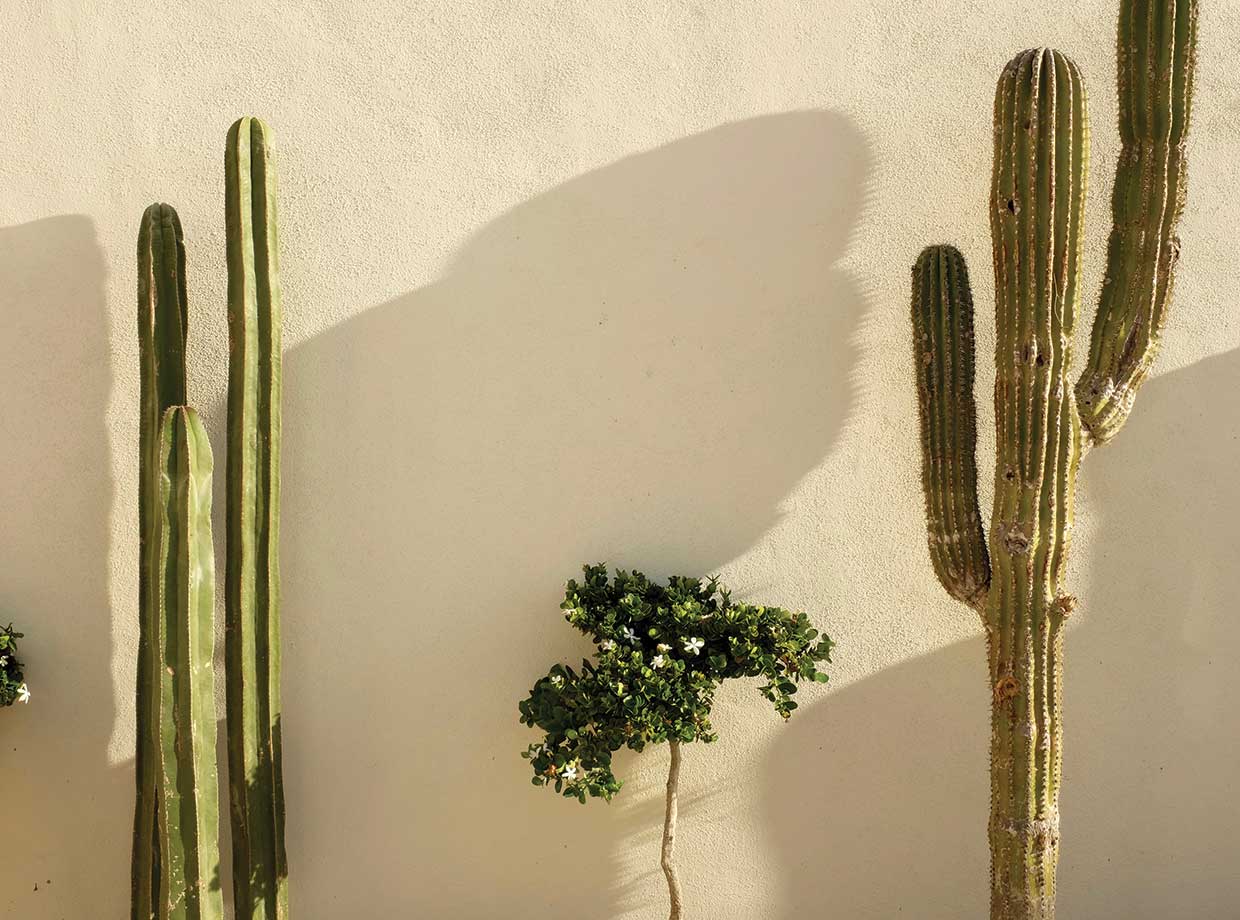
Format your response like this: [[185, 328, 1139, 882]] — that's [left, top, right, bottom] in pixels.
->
[[2, 1, 1238, 917]]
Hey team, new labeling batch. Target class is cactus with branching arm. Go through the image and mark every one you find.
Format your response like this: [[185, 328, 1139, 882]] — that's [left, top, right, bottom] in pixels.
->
[[911, 2, 1197, 917]]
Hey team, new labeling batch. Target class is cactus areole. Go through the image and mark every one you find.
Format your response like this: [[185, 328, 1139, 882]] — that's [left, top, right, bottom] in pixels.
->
[[911, 2, 1197, 918]]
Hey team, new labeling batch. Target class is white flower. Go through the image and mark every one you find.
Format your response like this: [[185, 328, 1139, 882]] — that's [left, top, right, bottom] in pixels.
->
[[683, 637, 705, 656], [562, 763, 579, 782], [622, 626, 638, 644], [652, 655, 667, 669], [0, 656, 7, 668], [16, 683, 29, 704], [599, 639, 616, 652], [550, 674, 564, 687], [656, 643, 671, 654]]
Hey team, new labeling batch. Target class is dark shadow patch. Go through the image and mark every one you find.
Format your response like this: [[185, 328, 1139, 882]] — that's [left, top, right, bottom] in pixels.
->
[[0, 217, 121, 916], [279, 112, 871, 915]]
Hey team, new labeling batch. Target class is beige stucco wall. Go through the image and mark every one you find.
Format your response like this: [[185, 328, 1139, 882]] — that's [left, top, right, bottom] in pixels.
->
[[3, 1, 1238, 917]]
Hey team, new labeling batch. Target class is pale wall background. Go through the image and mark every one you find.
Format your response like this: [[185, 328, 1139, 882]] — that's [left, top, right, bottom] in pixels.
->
[[2, 1, 1238, 917]]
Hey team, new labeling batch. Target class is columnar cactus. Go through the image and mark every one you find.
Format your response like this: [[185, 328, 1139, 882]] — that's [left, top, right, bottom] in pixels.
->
[[133, 117, 290, 920], [133, 203, 191, 919], [224, 116, 289, 920], [154, 406, 224, 920], [911, 2, 1197, 918], [133, 206, 224, 920]]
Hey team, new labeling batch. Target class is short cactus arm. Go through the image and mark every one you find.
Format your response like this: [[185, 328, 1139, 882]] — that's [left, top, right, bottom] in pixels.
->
[[911, 245, 991, 612], [1076, 0, 1198, 446], [154, 407, 224, 920]]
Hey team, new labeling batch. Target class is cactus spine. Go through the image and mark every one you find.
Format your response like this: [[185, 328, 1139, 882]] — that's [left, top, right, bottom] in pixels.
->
[[155, 406, 224, 920], [133, 207, 224, 919], [224, 115, 289, 920], [134, 203, 190, 919], [911, 3, 1197, 918]]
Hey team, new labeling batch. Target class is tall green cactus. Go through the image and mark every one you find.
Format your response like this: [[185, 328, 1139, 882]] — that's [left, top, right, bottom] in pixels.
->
[[134, 117, 290, 920], [224, 115, 289, 920], [911, 2, 1197, 918], [133, 205, 224, 920], [134, 203, 189, 920], [154, 406, 224, 920]]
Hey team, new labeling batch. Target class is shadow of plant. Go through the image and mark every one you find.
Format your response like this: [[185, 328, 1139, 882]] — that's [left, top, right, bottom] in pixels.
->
[[0, 217, 123, 916], [278, 111, 871, 917], [208, 714, 289, 915]]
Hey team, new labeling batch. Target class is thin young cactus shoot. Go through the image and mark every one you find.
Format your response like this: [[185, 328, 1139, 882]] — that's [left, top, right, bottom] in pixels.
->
[[911, 3, 1197, 918]]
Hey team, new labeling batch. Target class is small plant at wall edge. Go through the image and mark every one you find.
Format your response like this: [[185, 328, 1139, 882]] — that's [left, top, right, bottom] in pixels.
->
[[0, 624, 30, 707]]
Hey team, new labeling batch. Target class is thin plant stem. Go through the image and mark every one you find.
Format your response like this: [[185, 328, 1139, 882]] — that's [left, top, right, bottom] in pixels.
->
[[661, 739, 684, 920]]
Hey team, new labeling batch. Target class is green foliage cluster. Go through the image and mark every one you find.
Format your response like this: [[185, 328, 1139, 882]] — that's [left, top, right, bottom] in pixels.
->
[[0, 624, 28, 707], [520, 565, 832, 803]]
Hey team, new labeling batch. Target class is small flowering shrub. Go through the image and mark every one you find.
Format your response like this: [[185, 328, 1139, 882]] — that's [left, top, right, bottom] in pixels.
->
[[0, 624, 29, 707], [519, 565, 832, 802]]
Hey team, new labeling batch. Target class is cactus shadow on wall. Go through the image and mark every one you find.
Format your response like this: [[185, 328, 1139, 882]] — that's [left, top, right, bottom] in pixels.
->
[[281, 112, 870, 917], [0, 217, 123, 917], [762, 348, 1240, 919]]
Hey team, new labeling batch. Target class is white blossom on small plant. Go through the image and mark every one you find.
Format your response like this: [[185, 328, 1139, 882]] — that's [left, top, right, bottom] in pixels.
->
[[16, 683, 30, 704], [520, 564, 833, 816]]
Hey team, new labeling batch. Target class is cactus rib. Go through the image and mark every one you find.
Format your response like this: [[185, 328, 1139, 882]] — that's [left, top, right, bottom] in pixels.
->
[[154, 407, 224, 920], [134, 203, 189, 920], [224, 115, 289, 920]]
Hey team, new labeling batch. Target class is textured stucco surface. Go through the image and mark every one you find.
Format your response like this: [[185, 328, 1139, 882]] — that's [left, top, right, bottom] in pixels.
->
[[2, 1, 1238, 917]]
